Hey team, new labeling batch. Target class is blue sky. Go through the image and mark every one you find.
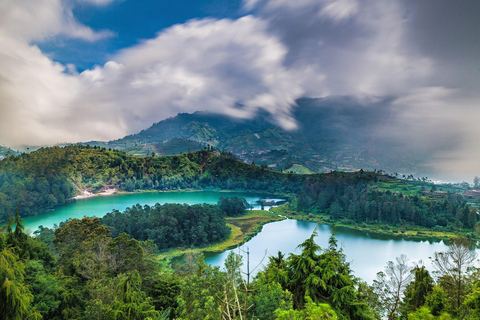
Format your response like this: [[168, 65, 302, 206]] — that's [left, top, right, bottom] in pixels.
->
[[38, 0, 244, 71], [1, 0, 480, 179]]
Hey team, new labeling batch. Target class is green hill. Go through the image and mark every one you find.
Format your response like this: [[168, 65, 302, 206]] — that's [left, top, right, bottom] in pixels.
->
[[0, 144, 474, 236], [92, 96, 429, 176], [0, 146, 19, 158], [0, 145, 304, 222]]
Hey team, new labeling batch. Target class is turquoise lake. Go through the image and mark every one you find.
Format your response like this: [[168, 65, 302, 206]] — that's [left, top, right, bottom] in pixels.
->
[[22, 191, 456, 283], [22, 191, 272, 231]]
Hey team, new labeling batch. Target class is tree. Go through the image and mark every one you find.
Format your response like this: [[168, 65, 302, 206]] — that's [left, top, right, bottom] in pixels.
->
[[275, 296, 338, 320], [373, 254, 413, 320], [431, 237, 477, 314], [288, 229, 324, 309], [426, 286, 447, 316], [104, 271, 160, 320], [0, 249, 41, 320], [5, 208, 30, 259], [218, 196, 250, 217], [24, 260, 65, 319], [403, 266, 434, 313], [276, 230, 374, 319], [249, 280, 292, 320], [176, 255, 224, 319], [146, 275, 180, 318]]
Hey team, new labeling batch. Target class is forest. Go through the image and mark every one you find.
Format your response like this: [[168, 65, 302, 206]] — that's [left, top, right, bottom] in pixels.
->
[[294, 172, 478, 234], [0, 145, 478, 236], [3, 209, 480, 319], [0, 145, 303, 223], [100, 203, 230, 250]]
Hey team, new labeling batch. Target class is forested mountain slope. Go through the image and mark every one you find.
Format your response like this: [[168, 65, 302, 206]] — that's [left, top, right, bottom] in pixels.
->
[[0, 145, 304, 222], [0, 144, 477, 236], [97, 96, 428, 175]]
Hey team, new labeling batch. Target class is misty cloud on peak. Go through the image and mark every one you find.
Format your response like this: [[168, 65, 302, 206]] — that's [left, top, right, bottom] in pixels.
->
[[0, 0, 480, 179]]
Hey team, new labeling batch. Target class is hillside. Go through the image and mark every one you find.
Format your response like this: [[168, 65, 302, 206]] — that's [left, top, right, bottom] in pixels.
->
[[0, 145, 19, 159], [0, 145, 477, 238], [96, 96, 429, 176], [0, 145, 305, 222]]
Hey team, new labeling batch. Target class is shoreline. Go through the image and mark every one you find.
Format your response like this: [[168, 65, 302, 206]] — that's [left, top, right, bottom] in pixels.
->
[[72, 188, 118, 200], [156, 210, 284, 266], [270, 205, 477, 244]]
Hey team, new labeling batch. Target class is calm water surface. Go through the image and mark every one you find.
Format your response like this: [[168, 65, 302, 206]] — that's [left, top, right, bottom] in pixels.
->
[[205, 219, 452, 284], [23, 191, 273, 231], [22, 192, 460, 284]]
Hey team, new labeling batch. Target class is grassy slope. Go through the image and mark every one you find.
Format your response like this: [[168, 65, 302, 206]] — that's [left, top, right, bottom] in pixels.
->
[[285, 164, 313, 174], [156, 210, 284, 264]]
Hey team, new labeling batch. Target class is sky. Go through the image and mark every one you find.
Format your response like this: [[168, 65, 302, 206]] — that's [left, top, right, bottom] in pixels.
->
[[1, 0, 480, 180]]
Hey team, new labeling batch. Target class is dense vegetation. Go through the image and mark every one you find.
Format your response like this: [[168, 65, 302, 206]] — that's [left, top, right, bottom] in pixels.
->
[[3, 211, 480, 319], [101, 203, 230, 250], [0, 146, 18, 158], [294, 171, 478, 233], [0, 145, 304, 223], [217, 196, 250, 217], [1, 144, 478, 238]]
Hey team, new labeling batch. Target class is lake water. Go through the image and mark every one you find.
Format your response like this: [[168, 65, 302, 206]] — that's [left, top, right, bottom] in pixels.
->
[[22, 191, 458, 284], [23, 191, 275, 232], [205, 219, 453, 284]]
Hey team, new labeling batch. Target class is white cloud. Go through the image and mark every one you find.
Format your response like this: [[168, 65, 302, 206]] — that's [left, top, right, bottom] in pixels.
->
[[0, 10, 305, 147], [81, 0, 117, 6], [320, 0, 359, 21], [0, 35, 125, 146], [0, 0, 113, 42], [78, 16, 303, 133], [0, 0, 119, 147], [1, 0, 480, 179]]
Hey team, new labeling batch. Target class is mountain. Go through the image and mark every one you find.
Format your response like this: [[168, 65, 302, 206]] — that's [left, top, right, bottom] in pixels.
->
[[0, 145, 307, 222], [95, 96, 430, 176], [0, 146, 19, 159]]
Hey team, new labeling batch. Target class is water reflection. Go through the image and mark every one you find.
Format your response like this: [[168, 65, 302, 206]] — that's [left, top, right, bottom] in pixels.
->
[[295, 219, 315, 230], [205, 219, 453, 284]]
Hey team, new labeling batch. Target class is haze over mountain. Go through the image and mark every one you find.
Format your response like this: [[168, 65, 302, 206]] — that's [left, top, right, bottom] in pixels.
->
[[1, 0, 480, 181], [94, 96, 440, 179]]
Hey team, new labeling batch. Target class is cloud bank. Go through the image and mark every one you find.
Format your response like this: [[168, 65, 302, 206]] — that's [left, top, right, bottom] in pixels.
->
[[1, 0, 480, 179]]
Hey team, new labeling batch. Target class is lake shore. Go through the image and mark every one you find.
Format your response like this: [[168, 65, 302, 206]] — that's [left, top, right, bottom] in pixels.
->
[[72, 188, 118, 199], [270, 204, 477, 243], [156, 210, 285, 267]]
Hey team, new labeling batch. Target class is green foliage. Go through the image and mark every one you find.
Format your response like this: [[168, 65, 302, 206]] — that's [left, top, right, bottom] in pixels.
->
[[403, 266, 434, 313], [104, 271, 160, 320], [257, 230, 374, 320], [408, 306, 450, 320], [54, 217, 154, 282], [431, 237, 477, 315], [296, 173, 475, 231], [0, 249, 40, 320], [175, 255, 224, 320], [24, 260, 65, 319], [101, 203, 230, 250], [426, 286, 447, 317], [218, 196, 249, 217], [249, 280, 292, 320], [54, 217, 111, 276], [275, 296, 338, 320], [145, 276, 180, 317]]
